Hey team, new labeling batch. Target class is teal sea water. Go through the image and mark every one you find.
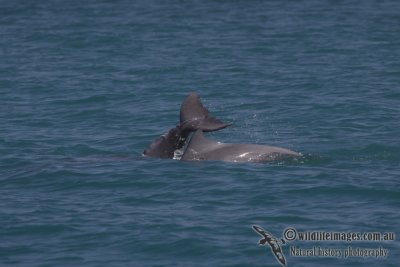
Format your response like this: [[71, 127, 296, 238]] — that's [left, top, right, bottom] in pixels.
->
[[1, 1, 399, 266]]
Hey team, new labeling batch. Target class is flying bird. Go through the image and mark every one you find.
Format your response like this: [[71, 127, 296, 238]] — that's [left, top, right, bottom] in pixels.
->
[[252, 225, 287, 266]]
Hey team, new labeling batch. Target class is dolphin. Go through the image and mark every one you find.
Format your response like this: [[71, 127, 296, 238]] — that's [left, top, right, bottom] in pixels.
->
[[181, 130, 299, 163], [144, 92, 299, 163], [143, 92, 231, 158]]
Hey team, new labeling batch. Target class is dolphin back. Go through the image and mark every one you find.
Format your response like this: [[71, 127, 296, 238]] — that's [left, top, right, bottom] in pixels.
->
[[143, 126, 182, 158], [181, 130, 220, 161], [181, 130, 300, 163]]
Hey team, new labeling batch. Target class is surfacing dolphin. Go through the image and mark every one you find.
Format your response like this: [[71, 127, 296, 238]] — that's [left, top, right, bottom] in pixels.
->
[[143, 92, 231, 158], [182, 130, 299, 163], [144, 92, 299, 163]]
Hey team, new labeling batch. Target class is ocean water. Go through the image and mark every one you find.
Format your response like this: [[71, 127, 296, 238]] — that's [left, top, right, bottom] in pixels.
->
[[1, 1, 399, 266]]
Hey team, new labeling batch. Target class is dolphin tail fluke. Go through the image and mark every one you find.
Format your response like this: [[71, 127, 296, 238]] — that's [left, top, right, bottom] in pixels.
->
[[180, 92, 231, 132], [197, 116, 232, 132]]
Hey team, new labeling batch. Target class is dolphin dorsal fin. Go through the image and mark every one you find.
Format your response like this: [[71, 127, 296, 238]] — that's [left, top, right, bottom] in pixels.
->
[[180, 92, 231, 132]]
